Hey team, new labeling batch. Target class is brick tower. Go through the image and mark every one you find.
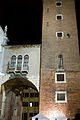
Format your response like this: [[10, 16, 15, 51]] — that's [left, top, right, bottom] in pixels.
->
[[40, 0, 80, 119]]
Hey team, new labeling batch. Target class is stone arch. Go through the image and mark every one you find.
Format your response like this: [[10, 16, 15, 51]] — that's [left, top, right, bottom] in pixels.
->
[[1, 75, 38, 94], [1, 75, 39, 120]]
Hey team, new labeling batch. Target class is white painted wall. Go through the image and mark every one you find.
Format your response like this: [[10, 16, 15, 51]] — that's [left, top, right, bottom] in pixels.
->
[[1, 45, 40, 91]]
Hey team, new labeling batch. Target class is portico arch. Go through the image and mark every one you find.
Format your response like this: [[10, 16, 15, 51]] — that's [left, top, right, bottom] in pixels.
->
[[1, 75, 39, 120], [2, 75, 38, 94]]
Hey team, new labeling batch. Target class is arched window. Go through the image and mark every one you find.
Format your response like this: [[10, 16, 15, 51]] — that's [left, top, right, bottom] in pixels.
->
[[17, 55, 22, 70], [23, 55, 29, 70], [58, 55, 63, 69], [11, 55, 16, 67]]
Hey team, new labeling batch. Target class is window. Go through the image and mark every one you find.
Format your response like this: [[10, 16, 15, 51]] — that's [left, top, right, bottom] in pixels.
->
[[23, 93, 29, 97], [56, 1, 62, 7], [15, 96, 17, 104], [22, 102, 28, 107], [17, 55, 22, 70], [29, 102, 33, 107], [67, 33, 70, 38], [34, 102, 39, 107], [56, 32, 64, 38], [58, 55, 63, 69], [35, 93, 39, 97], [14, 109, 17, 116], [56, 14, 63, 20], [47, 22, 49, 27], [30, 93, 34, 97], [29, 113, 34, 117], [55, 72, 66, 83], [55, 91, 67, 103], [11, 55, 16, 67], [47, 8, 49, 13], [23, 55, 29, 71], [25, 93, 29, 97]]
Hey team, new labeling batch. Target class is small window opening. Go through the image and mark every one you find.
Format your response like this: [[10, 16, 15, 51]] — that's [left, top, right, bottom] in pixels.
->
[[67, 33, 70, 38], [57, 32, 63, 38], [57, 16, 62, 20], [55, 91, 67, 103], [56, 14, 63, 20], [23, 93, 29, 97], [56, 1, 62, 7], [15, 96, 17, 104], [55, 72, 66, 83], [35, 93, 39, 97], [58, 55, 63, 69], [34, 102, 39, 107], [22, 102, 28, 107], [56, 32, 64, 39], [47, 22, 49, 26], [30, 102, 33, 107], [30, 93, 34, 97], [57, 74, 64, 82], [47, 8, 49, 13], [57, 93, 65, 101], [29, 113, 34, 117], [14, 109, 17, 116]]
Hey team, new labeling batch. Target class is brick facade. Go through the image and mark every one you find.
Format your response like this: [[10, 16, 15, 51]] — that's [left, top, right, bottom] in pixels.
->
[[40, 0, 80, 119], [40, 70, 80, 119]]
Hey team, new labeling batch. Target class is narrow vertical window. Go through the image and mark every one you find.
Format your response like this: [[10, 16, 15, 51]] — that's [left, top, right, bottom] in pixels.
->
[[23, 55, 29, 71], [15, 96, 17, 104], [17, 55, 22, 70], [47, 8, 49, 13], [11, 55, 16, 67], [14, 109, 17, 116], [29, 102, 33, 107], [58, 55, 63, 69]]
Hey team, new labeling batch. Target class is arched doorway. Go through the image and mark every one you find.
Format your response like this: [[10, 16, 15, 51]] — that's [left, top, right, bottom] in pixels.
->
[[1, 76, 39, 120]]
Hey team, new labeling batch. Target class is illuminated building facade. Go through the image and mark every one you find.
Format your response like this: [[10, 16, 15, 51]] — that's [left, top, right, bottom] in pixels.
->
[[40, 0, 80, 119], [0, 0, 80, 120]]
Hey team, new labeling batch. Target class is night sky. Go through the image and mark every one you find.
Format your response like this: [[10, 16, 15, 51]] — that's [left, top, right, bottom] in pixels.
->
[[0, 0, 80, 45]]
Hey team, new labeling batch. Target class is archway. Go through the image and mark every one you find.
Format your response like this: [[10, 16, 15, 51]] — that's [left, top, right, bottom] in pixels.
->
[[1, 75, 39, 120]]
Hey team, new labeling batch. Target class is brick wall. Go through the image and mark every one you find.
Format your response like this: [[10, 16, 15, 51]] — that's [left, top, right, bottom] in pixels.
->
[[40, 70, 80, 119], [40, 0, 80, 119]]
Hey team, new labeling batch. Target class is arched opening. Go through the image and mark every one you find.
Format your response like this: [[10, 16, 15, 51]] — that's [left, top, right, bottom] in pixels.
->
[[58, 55, 63, 69], [23, 55, 29, 71], [11, 55, 16, 67], [1, 77, 39, 120], [17, 55, 22, 70]]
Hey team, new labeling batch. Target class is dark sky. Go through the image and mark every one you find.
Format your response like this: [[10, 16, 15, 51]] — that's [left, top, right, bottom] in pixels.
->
[[0, 0, 80, 45], [0, 0, 43, 45]]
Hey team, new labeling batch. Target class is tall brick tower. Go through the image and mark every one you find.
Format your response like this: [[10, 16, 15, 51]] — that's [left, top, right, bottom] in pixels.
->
[[40, 0, 80, 119]]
